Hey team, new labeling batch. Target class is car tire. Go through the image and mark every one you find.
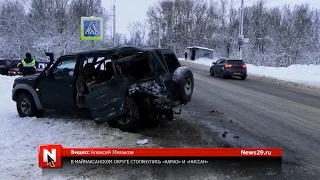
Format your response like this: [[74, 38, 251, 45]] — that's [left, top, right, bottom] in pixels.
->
[[210, 68, 214, 76], [172, 67, 194, 104], [241, 76, 247, 80], [108, 97, 140, 133], [220, 71, 226, 79], [16, 92, 42, 118]]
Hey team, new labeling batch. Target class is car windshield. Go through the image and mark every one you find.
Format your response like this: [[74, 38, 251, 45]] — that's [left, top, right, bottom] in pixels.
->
[[227, 60, 243, 64]]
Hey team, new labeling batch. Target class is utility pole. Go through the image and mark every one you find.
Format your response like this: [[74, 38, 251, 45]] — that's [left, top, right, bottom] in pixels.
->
[[158, 25, 161, 48], [91, 5, 94, 49], [112, 1, 116, 47], [158, 14, 161, 48], [110, 6, 113, 45], [239, 0, 244, 59]]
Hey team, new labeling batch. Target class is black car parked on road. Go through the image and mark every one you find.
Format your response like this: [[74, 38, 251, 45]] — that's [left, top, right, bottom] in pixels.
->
[[12, 46, 194, 132], [210, 57, 247, 80], [7, 60, 23, 76], [0, 59, 17, 75]]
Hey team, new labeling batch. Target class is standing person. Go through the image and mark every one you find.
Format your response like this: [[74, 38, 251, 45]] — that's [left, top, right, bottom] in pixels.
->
[[184, 49, 188, 60], [20, 53, 36, 76]]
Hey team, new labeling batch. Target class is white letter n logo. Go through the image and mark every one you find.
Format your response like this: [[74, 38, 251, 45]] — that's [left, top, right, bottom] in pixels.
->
[[43, 149, 56, 167]]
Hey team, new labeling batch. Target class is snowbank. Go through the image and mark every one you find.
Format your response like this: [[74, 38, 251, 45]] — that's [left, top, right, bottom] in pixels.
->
[[0, 75, 155, 179], [179, 58, 215, 67], [179, 58, 320, 87]]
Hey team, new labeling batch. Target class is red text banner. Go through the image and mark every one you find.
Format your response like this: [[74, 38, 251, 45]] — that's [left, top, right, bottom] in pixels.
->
[[38, 144, 282, 168], [62, 148, 282, 157]]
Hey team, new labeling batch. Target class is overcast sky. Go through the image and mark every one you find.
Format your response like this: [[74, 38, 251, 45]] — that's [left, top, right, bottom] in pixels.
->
[[102, 0, 320, 37]]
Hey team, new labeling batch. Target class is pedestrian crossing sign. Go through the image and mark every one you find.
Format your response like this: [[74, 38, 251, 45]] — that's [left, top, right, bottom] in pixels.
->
[[80, 17, 103, 41]]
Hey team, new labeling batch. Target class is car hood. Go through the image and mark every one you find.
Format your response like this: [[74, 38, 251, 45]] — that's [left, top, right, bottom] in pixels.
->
[[15, 74, 40, 81]]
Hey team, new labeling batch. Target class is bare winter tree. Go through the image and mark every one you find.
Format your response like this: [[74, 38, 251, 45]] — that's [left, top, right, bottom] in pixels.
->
[[0, 0, 319, 66], [127, 21, 146, 46], [0, 0, 28, 59], [0, 0, 109, 60], [145, 0, 320, 66]]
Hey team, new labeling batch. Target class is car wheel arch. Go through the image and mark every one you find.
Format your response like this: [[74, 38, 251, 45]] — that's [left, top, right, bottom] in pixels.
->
[[13, 84, 44, 110]]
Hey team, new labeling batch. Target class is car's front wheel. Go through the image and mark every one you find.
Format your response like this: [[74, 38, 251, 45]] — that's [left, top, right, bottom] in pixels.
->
[[16, 92, 42, 117], [108, 98, 140, 133], [210, 68, 214, 76]]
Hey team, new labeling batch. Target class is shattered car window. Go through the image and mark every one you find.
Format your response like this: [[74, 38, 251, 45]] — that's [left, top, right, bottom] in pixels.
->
[[97, 59, 112, 70], [114, 53, 156, 82], [82, 55, 116, 88], [83, 56, 109, 67], [83, 57, 94, 66], [163, 54, 180, 74]]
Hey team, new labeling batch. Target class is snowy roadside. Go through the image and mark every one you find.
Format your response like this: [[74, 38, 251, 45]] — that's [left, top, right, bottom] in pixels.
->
[[179, 58, 320, 88], [0, 75, 156, 180]]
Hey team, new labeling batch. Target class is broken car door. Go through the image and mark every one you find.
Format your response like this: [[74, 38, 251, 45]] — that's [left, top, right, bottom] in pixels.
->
[[81, 54, 129, 124]]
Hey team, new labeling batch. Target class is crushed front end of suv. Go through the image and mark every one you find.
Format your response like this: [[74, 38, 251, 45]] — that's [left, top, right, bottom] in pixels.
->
[[12, 46, 194, 132]]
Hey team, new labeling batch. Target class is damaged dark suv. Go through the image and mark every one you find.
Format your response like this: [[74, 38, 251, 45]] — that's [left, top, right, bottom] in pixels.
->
[[12, 46, 194, 132]]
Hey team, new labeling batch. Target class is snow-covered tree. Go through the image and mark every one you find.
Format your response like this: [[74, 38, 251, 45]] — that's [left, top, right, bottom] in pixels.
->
[[0, 0, 109, 60], [145, 0, 320, 66]]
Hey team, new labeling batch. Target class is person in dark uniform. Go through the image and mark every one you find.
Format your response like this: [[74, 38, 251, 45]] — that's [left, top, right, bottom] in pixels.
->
[[184, 50, 188, 60], [19, 53, 36, 76]]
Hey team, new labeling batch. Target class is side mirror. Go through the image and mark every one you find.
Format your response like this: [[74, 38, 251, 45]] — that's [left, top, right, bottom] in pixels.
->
[[212, 62, 216, 65], [68, 71, 74, 77]]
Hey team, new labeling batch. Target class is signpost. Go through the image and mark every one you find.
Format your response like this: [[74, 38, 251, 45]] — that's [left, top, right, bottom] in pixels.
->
[[239, 0, 244, 59], [80, 17, 104, 48]]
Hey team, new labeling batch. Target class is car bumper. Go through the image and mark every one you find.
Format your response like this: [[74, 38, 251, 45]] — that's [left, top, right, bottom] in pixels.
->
[[7, 72, 22, 76], [223, 69, 247, 76]]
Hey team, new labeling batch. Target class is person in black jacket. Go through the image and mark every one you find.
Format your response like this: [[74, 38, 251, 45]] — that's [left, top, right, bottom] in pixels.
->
[[184, 50, 188, 60], [19, 53, 36, 76]]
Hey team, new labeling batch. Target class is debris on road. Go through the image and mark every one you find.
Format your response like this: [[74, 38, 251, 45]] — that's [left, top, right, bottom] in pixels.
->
[[209, 110, 224, 114], [234, 136, 239, 139], [137, 139, 149, 145]]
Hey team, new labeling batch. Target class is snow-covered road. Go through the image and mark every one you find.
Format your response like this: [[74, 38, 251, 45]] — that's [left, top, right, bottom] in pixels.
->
[[0, 75, 155, 179], [179, 58, 320, 88], [1, 64, 318, 179]]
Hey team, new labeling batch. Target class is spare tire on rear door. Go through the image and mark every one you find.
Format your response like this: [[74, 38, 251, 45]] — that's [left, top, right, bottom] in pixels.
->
[[172, 67, 194, 104]]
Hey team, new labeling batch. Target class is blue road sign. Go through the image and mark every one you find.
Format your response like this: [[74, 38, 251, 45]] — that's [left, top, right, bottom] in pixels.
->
[[81, 17, 103, 41]]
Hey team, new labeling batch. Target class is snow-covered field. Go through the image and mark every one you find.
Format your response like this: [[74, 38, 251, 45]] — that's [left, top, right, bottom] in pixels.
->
[[179, 58, 320, 87], [0, 75, 155, 179]]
